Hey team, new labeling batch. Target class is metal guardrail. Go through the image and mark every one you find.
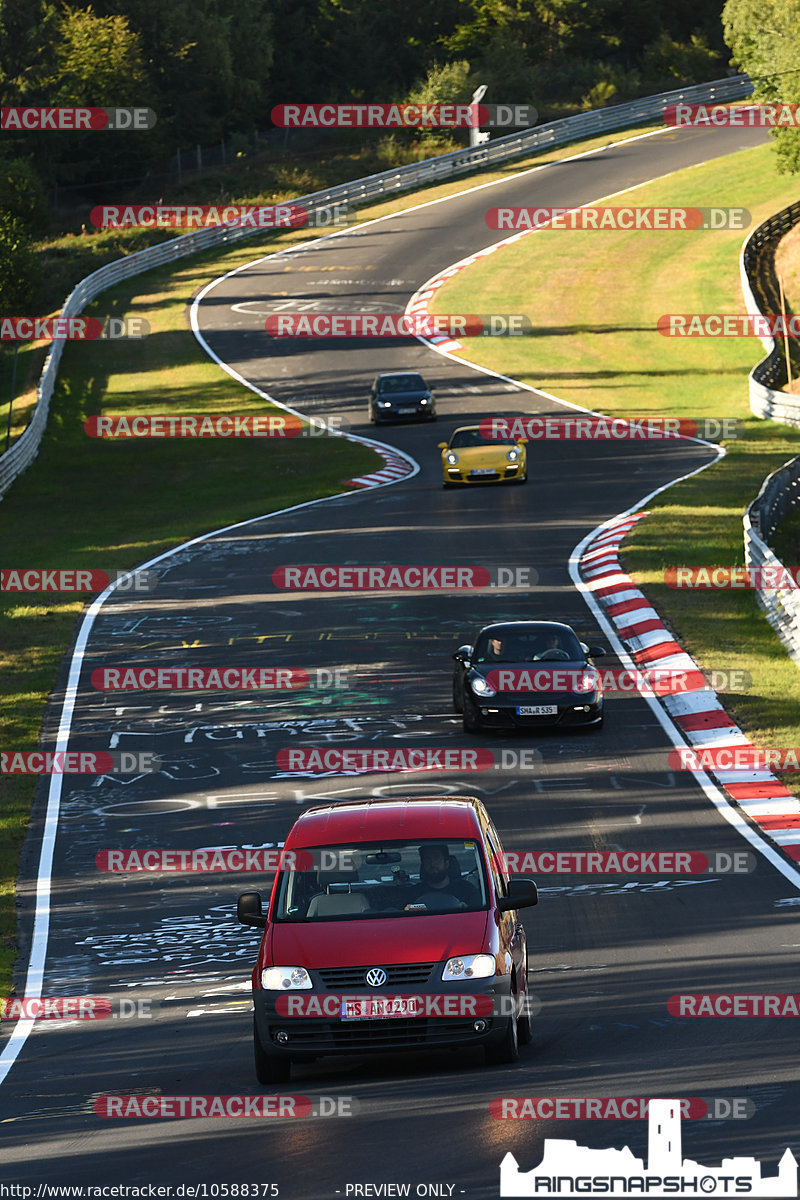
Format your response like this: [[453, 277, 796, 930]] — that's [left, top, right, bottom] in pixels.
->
[[742, 198, 800, 423], [744, 456, 800, 667], [0, 73, 753, 500]]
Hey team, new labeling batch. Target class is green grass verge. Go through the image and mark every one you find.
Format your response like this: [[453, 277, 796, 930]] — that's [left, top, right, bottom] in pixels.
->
[[429, 140, 800, 784]]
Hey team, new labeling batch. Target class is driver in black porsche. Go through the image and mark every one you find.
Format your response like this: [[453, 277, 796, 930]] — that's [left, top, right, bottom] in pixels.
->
[[404, 843, 481, 910]]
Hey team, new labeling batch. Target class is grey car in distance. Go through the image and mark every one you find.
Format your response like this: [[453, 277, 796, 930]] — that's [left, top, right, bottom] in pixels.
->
[[369, 372, 436, 424]]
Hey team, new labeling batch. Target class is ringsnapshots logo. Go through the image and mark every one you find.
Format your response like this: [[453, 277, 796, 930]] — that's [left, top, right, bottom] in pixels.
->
[[479, 416, 741, 441], [1, 107, 156, 131], [264, 314, 530, 337], [0, 316, 149, 340], [1, 567, 156, 593], [485, 206, 749, 231], [499, 1098, 797, 1197], [665, 102, 800, 128]]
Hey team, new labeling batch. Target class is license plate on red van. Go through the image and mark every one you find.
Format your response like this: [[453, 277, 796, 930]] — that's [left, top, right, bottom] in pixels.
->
[[340, 996, 423, 1020]]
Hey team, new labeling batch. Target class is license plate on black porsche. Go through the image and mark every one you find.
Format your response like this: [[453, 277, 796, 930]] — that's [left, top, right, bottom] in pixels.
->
[[517, 705, 557, 715]]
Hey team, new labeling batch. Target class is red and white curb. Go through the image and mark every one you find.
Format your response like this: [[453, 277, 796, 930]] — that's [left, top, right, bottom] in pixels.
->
[[580, 513, 800, 867], [405, 245, 506, 354], [345, 440, 416, 488]]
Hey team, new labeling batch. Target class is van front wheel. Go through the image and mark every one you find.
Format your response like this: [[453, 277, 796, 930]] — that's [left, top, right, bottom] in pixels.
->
[[254, 1017, 291, 1084], [485, 1000, 519, 1065]]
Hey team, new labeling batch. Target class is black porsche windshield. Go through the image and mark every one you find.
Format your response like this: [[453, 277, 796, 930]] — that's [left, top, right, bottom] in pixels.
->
[[473, 627, 584, 663], [273, 839, 489, 921]]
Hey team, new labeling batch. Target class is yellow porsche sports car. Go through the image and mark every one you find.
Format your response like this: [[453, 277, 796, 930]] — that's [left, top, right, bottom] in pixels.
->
[[438, 425, 528, 486]]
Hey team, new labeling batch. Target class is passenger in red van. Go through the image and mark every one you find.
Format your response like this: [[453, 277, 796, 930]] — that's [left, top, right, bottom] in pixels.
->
[[405, 844, 480, 910]]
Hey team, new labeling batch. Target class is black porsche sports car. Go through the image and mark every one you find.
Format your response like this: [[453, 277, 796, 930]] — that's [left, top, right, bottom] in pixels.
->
[[452, 620, 606, 732]]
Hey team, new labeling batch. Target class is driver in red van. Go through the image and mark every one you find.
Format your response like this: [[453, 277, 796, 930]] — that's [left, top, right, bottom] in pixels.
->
[[405, 843, 481, 909]]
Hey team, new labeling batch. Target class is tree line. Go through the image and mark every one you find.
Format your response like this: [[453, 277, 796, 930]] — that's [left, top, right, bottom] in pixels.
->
[[0, 0, 797, 309]]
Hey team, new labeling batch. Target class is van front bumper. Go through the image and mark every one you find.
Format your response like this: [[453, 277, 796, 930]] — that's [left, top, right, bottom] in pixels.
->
[[253, 973, 515, 1059]]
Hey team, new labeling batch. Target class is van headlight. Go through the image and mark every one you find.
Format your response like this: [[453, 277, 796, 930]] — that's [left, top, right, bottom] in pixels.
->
[[261, 966, 312, 990], [442, 954, 495, 981]]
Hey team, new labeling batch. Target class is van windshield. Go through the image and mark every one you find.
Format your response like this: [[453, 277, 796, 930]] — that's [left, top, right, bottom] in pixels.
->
[[274, 839, 489, 921]]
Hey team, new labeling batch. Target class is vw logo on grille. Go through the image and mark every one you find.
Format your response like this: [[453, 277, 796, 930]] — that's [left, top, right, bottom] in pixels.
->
[[365, 967, 388, 987]]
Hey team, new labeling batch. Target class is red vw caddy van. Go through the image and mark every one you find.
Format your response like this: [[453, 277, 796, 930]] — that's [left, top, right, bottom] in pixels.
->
[[237, 795, 539, 1082]]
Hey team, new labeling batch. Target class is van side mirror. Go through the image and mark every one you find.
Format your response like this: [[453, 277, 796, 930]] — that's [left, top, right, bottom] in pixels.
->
[[237, 892, 267, 928], [498, 879, 539, 911]]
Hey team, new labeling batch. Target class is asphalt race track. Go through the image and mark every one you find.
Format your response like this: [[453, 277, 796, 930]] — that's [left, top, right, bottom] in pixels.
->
[[5, 121, 799, 1198]]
